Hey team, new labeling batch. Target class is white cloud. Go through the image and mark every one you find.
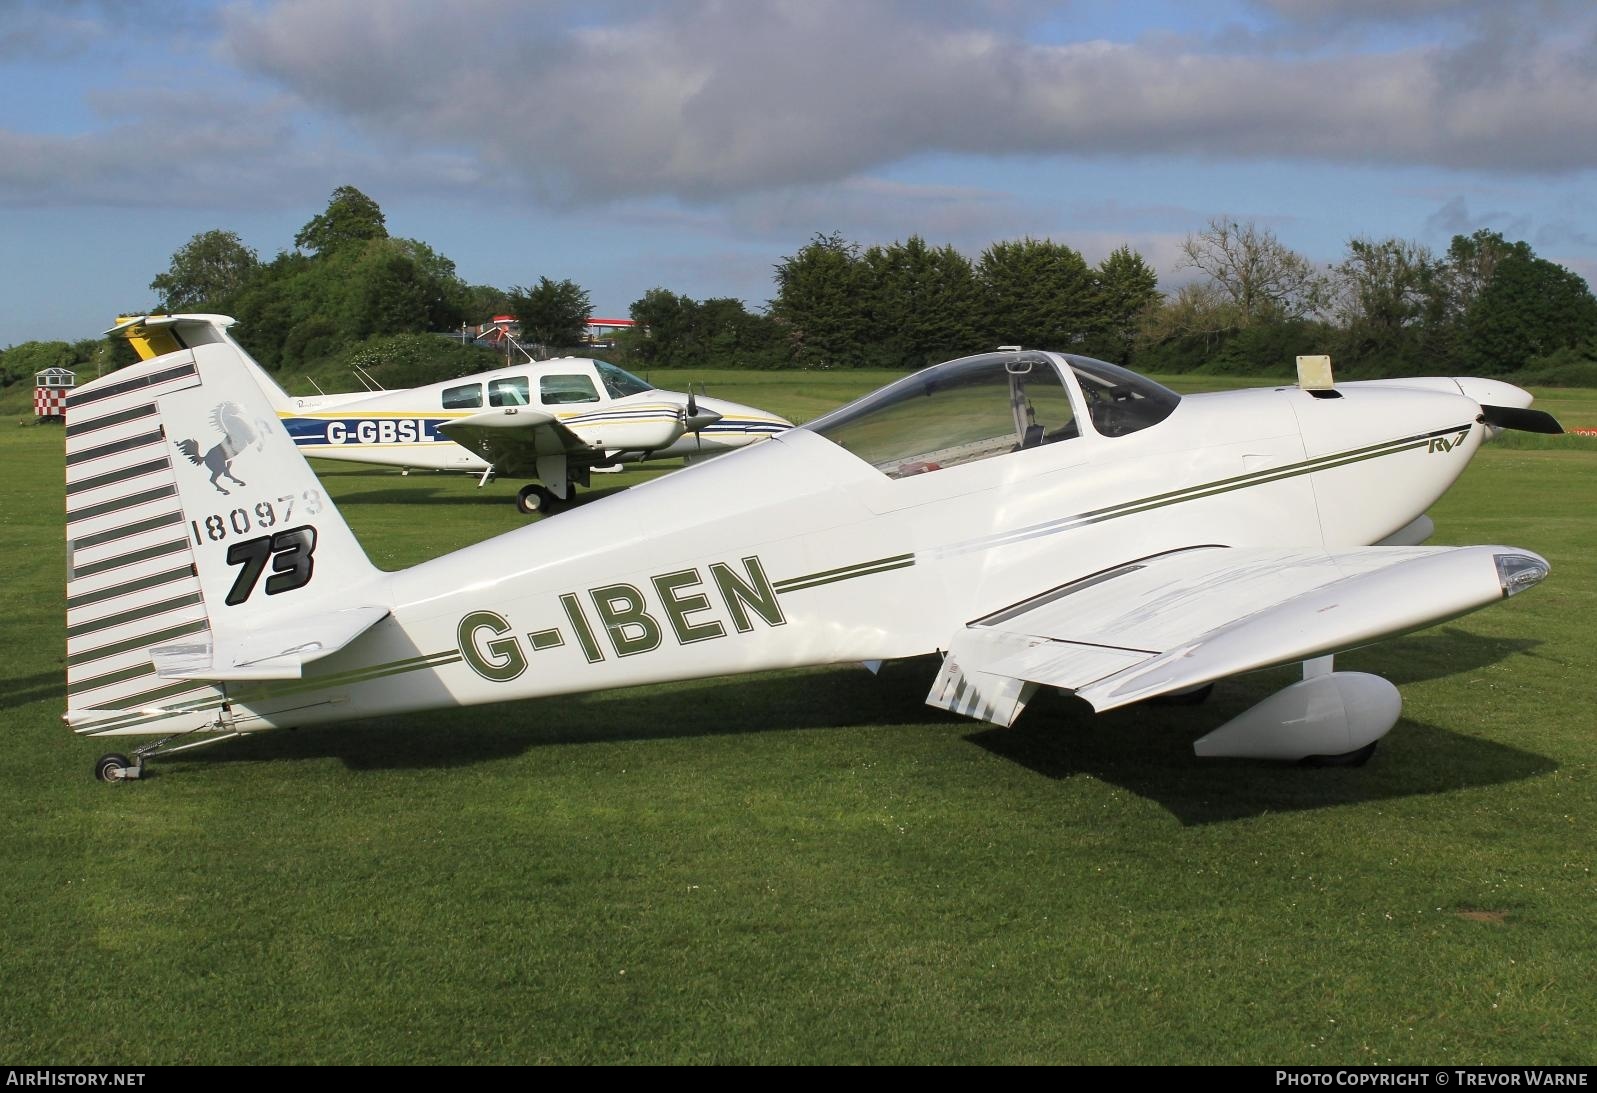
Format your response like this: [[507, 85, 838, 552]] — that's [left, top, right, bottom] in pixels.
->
[[208, 0, 1597, 209]]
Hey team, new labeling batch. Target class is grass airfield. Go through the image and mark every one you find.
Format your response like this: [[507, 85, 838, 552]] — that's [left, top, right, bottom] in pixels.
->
[[1, 374, 1593, 1064]]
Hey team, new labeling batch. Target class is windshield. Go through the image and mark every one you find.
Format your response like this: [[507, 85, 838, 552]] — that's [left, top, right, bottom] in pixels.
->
[[594, 360, 654, 399], [804, 351, 1080, 478], [1060, 354, 1181, 437]]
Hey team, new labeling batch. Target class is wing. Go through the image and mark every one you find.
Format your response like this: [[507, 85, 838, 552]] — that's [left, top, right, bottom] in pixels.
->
[[928, 544, 1546, 726], [437, 408, 590, 477]]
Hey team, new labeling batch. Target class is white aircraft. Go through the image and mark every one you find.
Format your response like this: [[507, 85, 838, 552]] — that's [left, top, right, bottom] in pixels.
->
[[64, 330, 1562, 781], [110, 315, 793, 514]]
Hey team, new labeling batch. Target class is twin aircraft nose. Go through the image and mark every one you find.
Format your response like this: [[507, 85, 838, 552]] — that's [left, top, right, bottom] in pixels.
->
[[678, 394, 794, 449]]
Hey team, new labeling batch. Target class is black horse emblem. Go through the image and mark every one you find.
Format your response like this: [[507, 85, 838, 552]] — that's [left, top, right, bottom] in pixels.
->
[[177, 402, 266, 495]]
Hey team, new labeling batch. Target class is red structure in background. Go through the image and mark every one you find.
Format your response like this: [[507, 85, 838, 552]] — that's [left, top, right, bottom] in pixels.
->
[[34, 366, 74, 422]]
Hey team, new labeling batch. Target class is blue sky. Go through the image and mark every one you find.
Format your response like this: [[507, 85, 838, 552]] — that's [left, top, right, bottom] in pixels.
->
[[3, 0, 1595, 348]]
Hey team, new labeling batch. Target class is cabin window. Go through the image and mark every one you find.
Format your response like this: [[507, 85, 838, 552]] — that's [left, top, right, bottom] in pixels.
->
[[595, 361, 653, 399], [442, 382, 483, 409], [1062, 355, 1181, 437], [489, 377, 530, 406], [540, 374, 601, 405], [805, 352, 1080, 479]]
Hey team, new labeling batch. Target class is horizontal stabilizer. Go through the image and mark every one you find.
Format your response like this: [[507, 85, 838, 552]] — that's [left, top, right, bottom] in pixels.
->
[[152, 605, 389, 680]]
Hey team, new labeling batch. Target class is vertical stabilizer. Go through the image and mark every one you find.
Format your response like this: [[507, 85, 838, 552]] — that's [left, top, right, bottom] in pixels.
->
[[66, 334, 382, 739]]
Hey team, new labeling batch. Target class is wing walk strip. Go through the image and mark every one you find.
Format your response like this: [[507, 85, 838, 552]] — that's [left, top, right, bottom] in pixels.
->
[[944, 674, 1002, 724]]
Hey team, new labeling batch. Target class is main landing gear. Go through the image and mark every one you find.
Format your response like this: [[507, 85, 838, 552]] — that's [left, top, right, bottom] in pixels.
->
[[516, 483, 562, 515]]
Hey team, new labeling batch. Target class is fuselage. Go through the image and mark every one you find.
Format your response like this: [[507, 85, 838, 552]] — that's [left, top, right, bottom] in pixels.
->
[[123, 352, 1490, 738], [278, 357, 790, 471]]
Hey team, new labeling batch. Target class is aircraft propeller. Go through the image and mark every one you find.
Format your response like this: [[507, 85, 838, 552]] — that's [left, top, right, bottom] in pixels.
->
[[1480, 404, 1564, 435], [683, 384, 723, 447]]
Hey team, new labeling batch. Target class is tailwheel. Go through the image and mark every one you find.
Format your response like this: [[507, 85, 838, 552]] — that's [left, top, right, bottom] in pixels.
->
[[95, 753, 139, 782], [515, 484, 560, 515]]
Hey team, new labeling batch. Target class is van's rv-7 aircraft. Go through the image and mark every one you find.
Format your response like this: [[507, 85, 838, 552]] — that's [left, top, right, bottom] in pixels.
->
[[65, 324, 1561, 781], [112, 315, 793, 514]]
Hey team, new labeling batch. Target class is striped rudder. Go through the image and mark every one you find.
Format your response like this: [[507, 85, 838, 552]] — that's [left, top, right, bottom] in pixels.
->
[[65, 355, 226, 734]]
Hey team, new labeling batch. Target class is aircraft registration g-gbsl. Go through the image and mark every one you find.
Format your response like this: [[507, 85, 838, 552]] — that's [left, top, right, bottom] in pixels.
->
[[109, 315, 793, 514], [63, 335, 1562, 781]]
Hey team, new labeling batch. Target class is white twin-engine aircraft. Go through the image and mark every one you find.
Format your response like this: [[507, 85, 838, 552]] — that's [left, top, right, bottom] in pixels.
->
[[64, 332, 1561, 781], [109, 315, 793, 514]]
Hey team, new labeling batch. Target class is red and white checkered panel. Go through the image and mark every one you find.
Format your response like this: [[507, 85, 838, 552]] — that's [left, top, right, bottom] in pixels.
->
[[34, 387, 69, 419]]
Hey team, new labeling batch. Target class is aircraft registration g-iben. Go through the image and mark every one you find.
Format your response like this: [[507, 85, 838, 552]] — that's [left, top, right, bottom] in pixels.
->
[[63, 327, 1562, 781], [110, 315, 793, 514]]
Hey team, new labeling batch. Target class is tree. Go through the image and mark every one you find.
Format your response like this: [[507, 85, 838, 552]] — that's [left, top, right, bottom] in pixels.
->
[[629, 287, 697, 366], [697, 297, 783, 368], [508, 277, 591, 353], [1332, 237, 1438, 369], [338, 238, 469, 338], [1, 340, 77, 388], [294, 185, 388, 255], [1464, 251, 1597, 374], [149, 229, 260, 312], [771, 232, 869, 368], [977, 237, 1096, 350], [461, 284, 514, 325], [1178, 217, 1329, 325], [1437, 230, 1527, 324], [628, 289, 782, 369], [1087, 246, 1161, 363], [859, 236, 983, 369]]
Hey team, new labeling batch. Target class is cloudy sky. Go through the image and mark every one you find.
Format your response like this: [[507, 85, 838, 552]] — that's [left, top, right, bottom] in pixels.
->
[[3, 0, 1596, 347]]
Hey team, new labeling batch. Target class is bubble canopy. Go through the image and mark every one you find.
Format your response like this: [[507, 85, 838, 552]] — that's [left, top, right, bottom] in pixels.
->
[[802, 350, 1181, 479]]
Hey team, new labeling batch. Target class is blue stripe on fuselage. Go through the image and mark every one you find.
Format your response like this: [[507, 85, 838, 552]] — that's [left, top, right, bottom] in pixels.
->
[[284, 417, 452, 446]]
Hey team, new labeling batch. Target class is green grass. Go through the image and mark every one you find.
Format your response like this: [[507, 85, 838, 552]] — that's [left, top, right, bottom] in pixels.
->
[[2, 378, 1594, 1064]]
